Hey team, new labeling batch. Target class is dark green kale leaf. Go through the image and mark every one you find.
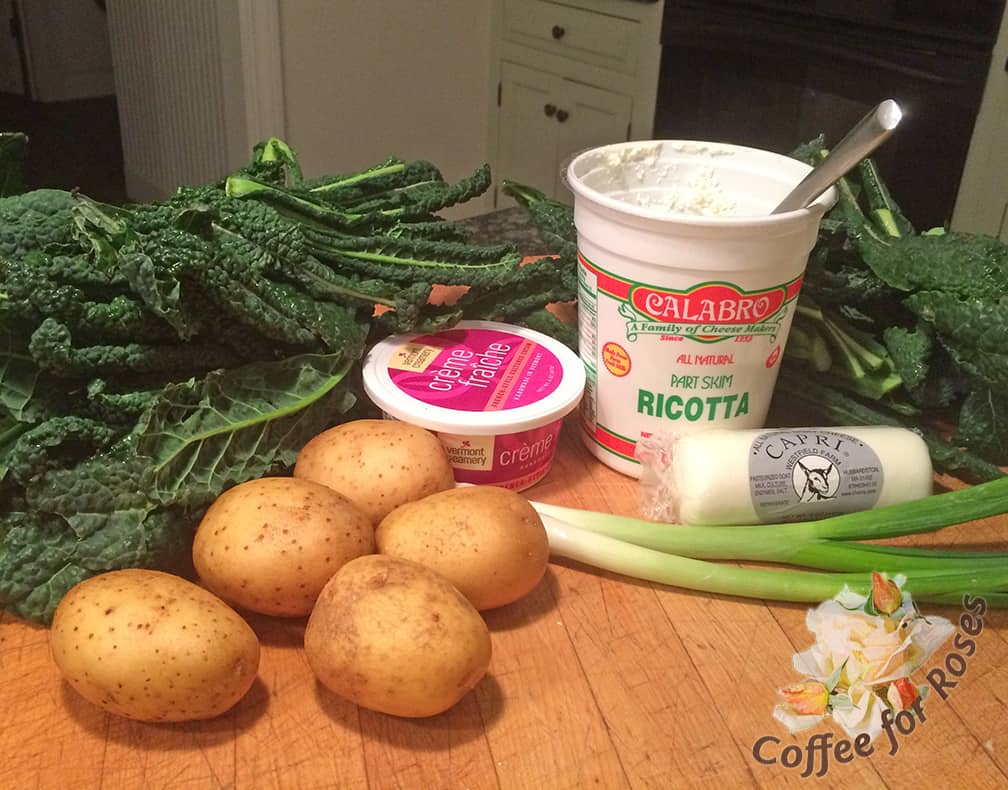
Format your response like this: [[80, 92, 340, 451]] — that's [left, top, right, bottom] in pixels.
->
[[882, 324, 931, 391], [314, 160, 445, 211], [501, 180, 577, 258], [0, 506, 194, 623], [0, 189, 77, 257], [0, 511, 91, 621], [957, 388, 1008, 464], [520, 308, 579, 352], [28, 318, 241, 378], [905, 341, 961, 410], [905, 292, 1008, 388], [790, 135, 826, 166], [859, 232, 1008, 300], [460, 256, 575, 321], [6, 416, 118, 486], [134, 352, 357, 509], [1, 352, 359, 622], [0, 409, 29, 481], [0, 328, 44, 422], [118, 251, 198, 340]]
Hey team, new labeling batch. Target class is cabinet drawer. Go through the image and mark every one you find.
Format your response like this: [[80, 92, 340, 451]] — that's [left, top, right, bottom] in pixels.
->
[[502, 0, 641, 75]]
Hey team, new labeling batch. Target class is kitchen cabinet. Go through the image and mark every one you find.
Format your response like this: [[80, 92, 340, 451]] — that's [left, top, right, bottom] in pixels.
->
[[281, 0, 495, 219], [497, 62, 632, 198], [107, 1, 495, 213], [16, 0, 114, 101], [488, 0, 664, 204], [952, 4, 1008, 238]]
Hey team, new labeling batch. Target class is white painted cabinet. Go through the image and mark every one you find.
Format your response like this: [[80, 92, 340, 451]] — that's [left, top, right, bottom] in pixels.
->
[[280, 0, 495, 219], [489, 0, 663, 204], [17, 0, 114, 101], [952, 6, 1008, 239], [497, 62, 631, 198]]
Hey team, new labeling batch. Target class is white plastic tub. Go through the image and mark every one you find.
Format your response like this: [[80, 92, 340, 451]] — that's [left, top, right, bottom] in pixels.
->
[[566, 140, 837, 477], [362, 320, 585, 491]]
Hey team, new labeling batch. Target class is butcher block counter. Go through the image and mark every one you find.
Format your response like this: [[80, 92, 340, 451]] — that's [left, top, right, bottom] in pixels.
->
[[1, 417, 1006, 789]]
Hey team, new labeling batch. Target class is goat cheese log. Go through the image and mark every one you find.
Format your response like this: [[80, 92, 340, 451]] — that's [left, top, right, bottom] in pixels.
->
[[638, 425, 933, 525]]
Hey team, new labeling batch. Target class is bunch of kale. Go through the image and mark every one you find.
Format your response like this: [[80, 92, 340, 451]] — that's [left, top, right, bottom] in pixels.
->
[[0, 138, 572, 622], [779, 139, 1006, 482]]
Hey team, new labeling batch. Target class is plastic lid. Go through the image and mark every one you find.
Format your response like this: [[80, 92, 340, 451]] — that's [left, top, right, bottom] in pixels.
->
[[362, 320, 586, 434]]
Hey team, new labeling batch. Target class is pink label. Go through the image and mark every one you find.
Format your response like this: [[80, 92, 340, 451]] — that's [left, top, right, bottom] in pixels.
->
[[387, 328, 563, 412], [442, 421, 562, 491]]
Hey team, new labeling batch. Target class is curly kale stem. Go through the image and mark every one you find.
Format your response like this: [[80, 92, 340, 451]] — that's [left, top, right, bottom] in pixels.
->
[[309, 160, 406, 194]]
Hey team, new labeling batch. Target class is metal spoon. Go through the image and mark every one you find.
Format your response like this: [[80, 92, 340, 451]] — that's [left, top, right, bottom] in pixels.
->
[[772, 99, 903, 214]]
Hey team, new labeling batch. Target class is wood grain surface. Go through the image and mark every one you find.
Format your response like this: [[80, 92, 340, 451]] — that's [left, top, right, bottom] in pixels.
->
[[1, 420, 1006, 789]]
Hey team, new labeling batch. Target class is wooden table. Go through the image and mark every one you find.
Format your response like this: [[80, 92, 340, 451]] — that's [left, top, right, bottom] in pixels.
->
[[2, 420, 1006, 789]]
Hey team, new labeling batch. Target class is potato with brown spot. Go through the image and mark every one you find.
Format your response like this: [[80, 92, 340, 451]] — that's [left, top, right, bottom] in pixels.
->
[[193, 476, 374, 616], [293, 419, 455, 524], [304, 555, 491, 718], [49, 569, 260, 722], [376, 486, 549, 610]]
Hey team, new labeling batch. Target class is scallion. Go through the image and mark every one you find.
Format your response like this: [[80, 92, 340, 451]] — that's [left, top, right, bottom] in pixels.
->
[[533, 476, 1008, 605]]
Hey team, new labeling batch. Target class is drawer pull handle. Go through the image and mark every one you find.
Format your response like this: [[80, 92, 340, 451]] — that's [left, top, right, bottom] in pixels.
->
[[556, 109, 569, 123], [551, 24, 565, 40], [544, 103, 557, 117]]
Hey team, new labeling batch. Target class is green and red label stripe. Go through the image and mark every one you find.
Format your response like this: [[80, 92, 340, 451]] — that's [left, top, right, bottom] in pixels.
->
[[587, 423, 639, 463], [578, 251, 635, 301], [577, 251, 805, 306]]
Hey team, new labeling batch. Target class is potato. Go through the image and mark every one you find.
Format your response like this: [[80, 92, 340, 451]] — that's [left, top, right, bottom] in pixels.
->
[[304, 555, 491, 718], [49, 569, 260, 722], [193, 476, 374, 617], [376, 486, 548, 610], [293, 419, 455, 524]]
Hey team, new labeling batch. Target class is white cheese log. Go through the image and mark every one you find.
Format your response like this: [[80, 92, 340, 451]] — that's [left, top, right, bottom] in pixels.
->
[[638, 426, 933, 525]]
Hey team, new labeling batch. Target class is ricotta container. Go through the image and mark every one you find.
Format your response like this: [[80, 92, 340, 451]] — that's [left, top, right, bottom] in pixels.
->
[[566, 140, 837, 477], [362, 320, 586, 491]]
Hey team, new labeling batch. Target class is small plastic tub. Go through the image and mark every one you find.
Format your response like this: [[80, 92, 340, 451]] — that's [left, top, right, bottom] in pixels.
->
[[362, 320, 586, 491]]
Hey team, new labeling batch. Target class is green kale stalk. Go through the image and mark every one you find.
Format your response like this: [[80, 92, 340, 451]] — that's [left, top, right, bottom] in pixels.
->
[[0, 136, 567, 622]]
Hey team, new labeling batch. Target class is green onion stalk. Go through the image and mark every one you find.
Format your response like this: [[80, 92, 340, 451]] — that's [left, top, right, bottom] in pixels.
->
[[533, 477, 1008, 606]]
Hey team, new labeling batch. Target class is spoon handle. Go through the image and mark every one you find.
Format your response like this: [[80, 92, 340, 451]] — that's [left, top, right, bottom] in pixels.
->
[[772, 99, 903, 214]]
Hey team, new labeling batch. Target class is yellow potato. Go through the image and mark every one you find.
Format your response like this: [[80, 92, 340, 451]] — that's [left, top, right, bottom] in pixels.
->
[[49, 569, 260, 722], [304, 554, 491, 718], [193, 476, 374, 617], [293, 419, 455, 524], [376, 486, 548, 610]]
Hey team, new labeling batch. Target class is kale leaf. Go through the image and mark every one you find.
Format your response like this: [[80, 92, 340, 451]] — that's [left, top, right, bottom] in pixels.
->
[[0, 353, 357, 622], [0, 189, 77, 257], [958, 388, 1008, 463], [0, 135, 537, 622], [882, 324, 930, 391], [859, 232, 1008, 300], [905, 292, 1008, 388]]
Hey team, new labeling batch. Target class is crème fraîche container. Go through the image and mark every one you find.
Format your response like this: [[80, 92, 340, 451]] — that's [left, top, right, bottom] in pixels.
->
[[362, 320, 585, 491]]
